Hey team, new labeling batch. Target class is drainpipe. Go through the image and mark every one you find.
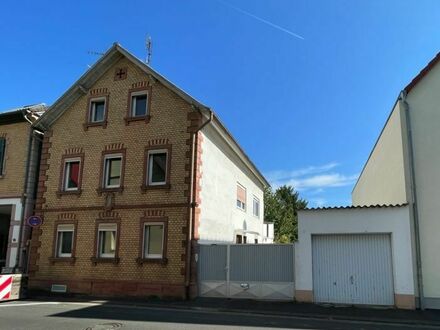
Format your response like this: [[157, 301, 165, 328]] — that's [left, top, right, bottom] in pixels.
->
[[185, 109, 213, 299], [400, 90, 425, 310], [15, 116, 34, 273]]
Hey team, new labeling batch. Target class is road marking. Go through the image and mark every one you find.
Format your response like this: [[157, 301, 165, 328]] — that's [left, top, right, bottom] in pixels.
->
[[0, 302, 61, 307]]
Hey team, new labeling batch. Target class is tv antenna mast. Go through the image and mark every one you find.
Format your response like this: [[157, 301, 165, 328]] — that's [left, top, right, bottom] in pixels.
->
[[146, 36, 152, 65]]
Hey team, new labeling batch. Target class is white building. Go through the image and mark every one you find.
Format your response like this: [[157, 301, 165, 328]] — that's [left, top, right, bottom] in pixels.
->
[[198, 121, 270, 244]]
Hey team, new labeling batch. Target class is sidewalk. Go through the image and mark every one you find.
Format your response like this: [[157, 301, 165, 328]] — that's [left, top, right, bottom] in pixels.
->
[[148, 298, 440, 326], [30, 295, 440, 327]]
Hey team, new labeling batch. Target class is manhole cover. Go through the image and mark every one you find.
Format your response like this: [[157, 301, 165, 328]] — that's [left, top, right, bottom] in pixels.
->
[[84, 322, 123, 330]]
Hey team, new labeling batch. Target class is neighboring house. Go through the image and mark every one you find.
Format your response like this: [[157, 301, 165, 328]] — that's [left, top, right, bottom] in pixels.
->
[[0, 105, 45, 274], [261, 222, 274, 244], [352, 52, 440, 309], [28, 43, 269, 299]]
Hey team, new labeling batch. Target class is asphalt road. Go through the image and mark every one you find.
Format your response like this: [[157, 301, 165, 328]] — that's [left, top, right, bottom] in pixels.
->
[[0, 300, 436, 330]]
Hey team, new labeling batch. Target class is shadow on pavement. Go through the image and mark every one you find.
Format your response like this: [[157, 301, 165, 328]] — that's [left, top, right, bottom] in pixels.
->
[[47, 301, 436, 330]]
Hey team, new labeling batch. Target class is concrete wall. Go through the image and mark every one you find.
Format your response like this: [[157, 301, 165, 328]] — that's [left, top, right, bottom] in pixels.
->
[[296, 206, 415, 309], [352, 102, 408, 206], [406, 61, 440, 307], [198, 125, 265, 244]]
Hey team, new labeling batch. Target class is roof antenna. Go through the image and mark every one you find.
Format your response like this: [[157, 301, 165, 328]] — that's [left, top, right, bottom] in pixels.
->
[[146, 36, 152, 65]]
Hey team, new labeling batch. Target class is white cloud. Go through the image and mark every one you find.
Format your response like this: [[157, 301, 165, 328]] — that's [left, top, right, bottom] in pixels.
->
[[266, 163, 358, 191], [265, 162, 339, 183]]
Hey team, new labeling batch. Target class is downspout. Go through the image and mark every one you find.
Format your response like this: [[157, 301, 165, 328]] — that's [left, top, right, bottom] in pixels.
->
[[185, 109, 213, 299], [15, 116, 33, 272], [400, 90, 425, 310]]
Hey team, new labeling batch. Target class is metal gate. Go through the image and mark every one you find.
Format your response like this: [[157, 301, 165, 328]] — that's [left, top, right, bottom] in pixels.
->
[[312, 234, 394, 306], [198, 244, 294, 300]]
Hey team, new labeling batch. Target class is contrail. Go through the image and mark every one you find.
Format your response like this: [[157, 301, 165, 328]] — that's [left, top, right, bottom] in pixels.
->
[[216, 0, 304, 40]]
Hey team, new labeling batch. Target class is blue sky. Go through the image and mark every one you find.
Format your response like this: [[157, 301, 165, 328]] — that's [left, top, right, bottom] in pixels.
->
[[2, 0, 440, 207]]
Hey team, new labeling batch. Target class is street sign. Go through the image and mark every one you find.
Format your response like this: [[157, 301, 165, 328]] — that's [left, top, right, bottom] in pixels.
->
[[27, 215, 43, 227]]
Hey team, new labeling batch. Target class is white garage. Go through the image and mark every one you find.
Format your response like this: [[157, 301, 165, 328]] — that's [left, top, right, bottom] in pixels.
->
[[295, 204, 416, 309], [312, 234, 394, 305]]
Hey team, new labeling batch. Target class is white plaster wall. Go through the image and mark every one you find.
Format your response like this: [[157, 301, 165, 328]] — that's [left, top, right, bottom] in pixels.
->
[[407, 62, 440, 301], [198, 125, 265, 244], [352, 102, 408, 206], [296, 206, 414, 296]]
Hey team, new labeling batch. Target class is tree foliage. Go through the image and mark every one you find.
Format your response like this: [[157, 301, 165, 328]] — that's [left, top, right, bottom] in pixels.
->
[[264, 185, 307, 243]]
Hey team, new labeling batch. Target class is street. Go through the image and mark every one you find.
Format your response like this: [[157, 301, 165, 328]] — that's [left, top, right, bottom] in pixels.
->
[[0, 300, 436, 330]]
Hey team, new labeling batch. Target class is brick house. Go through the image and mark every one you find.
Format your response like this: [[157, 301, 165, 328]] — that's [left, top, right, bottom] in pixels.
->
[[0, 105, 46, 274], [28, 43, 269, 298]]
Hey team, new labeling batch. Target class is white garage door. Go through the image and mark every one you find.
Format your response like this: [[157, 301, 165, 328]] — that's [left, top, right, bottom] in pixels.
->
[[312, 234, 394, 306]]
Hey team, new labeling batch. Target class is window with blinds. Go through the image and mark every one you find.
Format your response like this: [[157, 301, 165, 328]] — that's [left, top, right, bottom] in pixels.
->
[[236, 184, 246, 211]]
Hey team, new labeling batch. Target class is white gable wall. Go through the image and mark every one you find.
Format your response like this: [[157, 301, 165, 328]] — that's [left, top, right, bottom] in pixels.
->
[[406, 61, 440, 307], [198, 125, 265, 244], [352, 101, 408, 206]]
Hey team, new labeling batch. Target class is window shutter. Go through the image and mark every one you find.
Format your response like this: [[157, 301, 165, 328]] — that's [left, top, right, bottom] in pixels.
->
[[57, 224, 74, 231], [0, 138, 5, 174], [237, 185, 246, 203]]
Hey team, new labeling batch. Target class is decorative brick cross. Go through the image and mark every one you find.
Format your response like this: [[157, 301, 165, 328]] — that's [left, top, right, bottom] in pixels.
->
[[114, 67, 127, 81]]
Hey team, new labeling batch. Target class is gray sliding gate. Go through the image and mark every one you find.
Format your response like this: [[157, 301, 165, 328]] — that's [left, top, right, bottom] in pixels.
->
[[198, 244, 294, 300]]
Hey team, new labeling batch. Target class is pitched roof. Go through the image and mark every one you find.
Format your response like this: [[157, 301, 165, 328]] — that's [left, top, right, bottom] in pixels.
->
[[404, 52, 440, 94], [0, 104, 47, 125], [33, 43, 269, 187]]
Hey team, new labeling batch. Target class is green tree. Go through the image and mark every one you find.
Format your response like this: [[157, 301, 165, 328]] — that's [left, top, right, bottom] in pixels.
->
[[264, 185, 307, 243]]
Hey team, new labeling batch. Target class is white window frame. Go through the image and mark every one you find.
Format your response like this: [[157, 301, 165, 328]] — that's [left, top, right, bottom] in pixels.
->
[[253, 196, 260, 218], [97, 223, 117, 258], [143, 222, 165, 259], [56, 224, 74, 258], [89, 97, 106, 123], [131, 90, 148, 117], [63, 157, 81, 191], [147, 149, 168, 186], [103, 154, 123, 189], [236, 183, 246, 211]]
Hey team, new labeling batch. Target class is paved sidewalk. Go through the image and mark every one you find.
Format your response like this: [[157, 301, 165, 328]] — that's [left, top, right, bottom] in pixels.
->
[[26, 295, 440, 327]]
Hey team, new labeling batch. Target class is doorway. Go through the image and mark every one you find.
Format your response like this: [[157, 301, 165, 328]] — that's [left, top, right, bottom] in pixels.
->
[[0, 206, 12, 270]]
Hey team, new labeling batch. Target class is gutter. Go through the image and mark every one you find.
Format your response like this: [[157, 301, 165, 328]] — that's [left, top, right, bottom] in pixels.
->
[[185, 109, 213, 299], [399, 90, 425, 310]]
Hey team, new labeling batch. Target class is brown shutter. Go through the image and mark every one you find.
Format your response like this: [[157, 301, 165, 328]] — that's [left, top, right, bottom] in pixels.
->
[[237, 185, 246, 203]]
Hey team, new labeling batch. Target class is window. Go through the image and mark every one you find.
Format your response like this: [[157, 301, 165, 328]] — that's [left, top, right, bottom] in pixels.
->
[[254, 238, 258, 244], [130, 91, 148, 117], [104, 155, 122, 188], [236, 234, 242, 244], [236, 184, 246, 211], [253, 197, 260, 218], [148, 150, 168, 185], [143, 223, 164, 259], [56, 224, 74, 258], [90, 98, 106, 123], [63, 159, 80, 191], [0, 137, 5, 175], [97, 223, 117, 258]]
